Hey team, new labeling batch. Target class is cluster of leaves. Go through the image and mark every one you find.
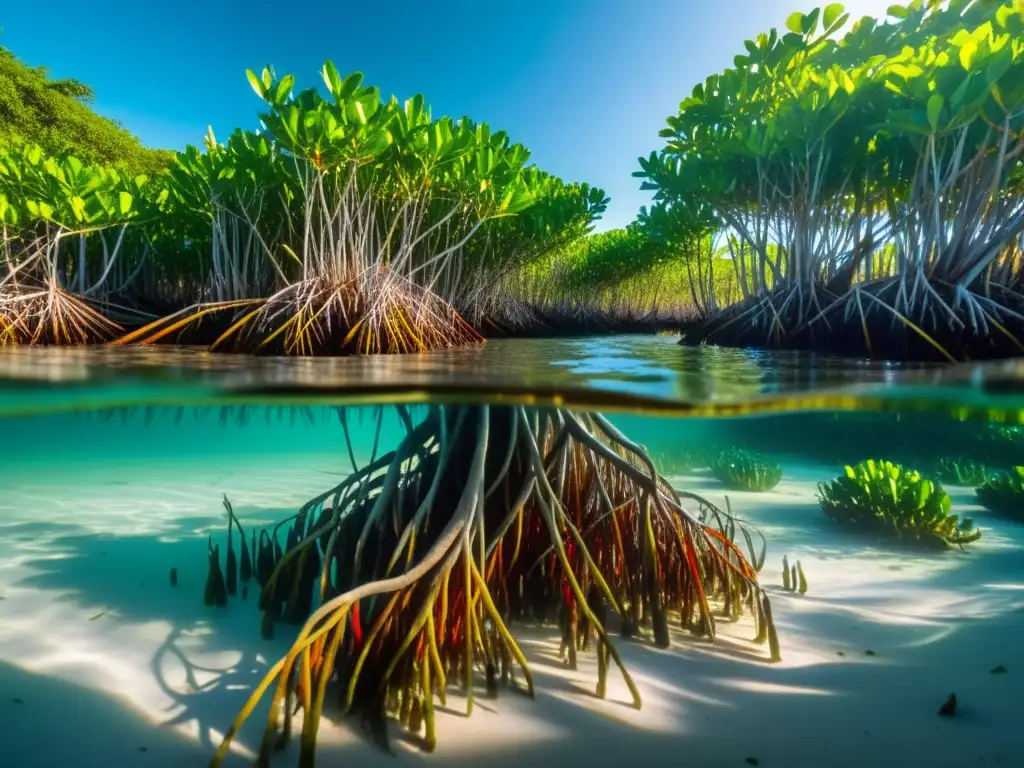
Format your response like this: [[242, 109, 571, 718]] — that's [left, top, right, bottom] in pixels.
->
[[0, 141, 163, 302], [231, 63, 608, 288], [710, 448, 784, 492], [975, 466, 1024, 519], [0, 46, 171, 176], [0, 142, 157, 230], [247, 63, 538, 216], [818, 459, 981, 548]]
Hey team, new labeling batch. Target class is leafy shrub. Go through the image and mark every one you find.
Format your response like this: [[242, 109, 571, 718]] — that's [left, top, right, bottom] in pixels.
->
[[0, 45, 171, 175], [817, 459, 980, 549], [710, 448, 783, 492], [975, 467, 1024, 520]]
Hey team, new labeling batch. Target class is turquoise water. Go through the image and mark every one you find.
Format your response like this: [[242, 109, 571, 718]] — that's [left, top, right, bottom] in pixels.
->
[[1, 339, 1023, 767]]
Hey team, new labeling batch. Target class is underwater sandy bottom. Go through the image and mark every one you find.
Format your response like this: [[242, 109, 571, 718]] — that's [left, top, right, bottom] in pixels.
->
[[1, 456, 1023, 767]]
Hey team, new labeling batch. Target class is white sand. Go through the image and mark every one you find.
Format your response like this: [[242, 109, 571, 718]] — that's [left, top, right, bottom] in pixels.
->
[[1, 457, 1023, 767]]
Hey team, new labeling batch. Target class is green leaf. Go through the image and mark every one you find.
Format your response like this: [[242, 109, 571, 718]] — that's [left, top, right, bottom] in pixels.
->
[[322, 60, 342, 97], [802, 7, 820, 35], [985, 48, 1014, 89], [926, 93, 943, 132], [245, 69, 265, 100], [786, 11, 804, 34], [272, 75, 294, 105], [950, 72, 974, 109], [887, 4, 907, 19], [284, 106, 301, 144], [118, 191, 133, 215], [28, 200, 54, 220], [824, 3, 844, 30], [826, 71, 839, 98], [70, 195, 86, 223], [346, 100, 367, 126], [339, 72, 364, 100], [959, 40, 977, 71]]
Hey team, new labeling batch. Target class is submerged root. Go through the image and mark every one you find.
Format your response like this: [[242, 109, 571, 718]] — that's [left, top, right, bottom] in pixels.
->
[[115, 267, 481, 355], [211, 405, 774, 766], [0, 284, 123, 346]]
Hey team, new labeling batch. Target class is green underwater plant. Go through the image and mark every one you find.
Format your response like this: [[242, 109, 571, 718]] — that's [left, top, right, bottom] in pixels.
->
[[975, 467, 1024, 520], [933, 457, 991, 487], [710, 448, 783, 492], [817, 460, 981, 549], [206, 405, 776, 766]]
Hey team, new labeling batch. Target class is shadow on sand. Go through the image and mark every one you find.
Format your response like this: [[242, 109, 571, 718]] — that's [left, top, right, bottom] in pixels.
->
[[2, 491, 1024, 767]]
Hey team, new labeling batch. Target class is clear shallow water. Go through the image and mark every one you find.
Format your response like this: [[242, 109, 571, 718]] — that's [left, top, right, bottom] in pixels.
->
[[1, 338, 1023, 767]]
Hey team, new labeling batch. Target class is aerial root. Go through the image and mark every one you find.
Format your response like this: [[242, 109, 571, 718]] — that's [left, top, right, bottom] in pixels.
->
[[117, 267, 481, 355], [0, 283, 122, 345], [687, 276, 1024, 361], [210, 405, 774, 767]]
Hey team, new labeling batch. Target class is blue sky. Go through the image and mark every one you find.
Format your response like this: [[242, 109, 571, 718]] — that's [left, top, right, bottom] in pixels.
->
[[2, 0, 893, 230]]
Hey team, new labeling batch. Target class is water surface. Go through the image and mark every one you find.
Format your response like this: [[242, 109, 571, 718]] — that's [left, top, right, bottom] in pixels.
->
[[3, 336, 1024, 418]]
